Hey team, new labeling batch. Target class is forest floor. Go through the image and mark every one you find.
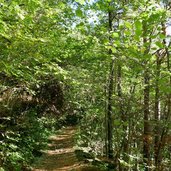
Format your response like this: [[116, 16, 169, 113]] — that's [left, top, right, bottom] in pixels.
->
[[32, 126, 96, 171]]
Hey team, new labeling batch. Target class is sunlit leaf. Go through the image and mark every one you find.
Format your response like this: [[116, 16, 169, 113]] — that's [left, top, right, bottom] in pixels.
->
[[135, 20, 142, 37], [112, 32, 119, 38], [75, 0, 85, 5], [76, 8, 83, 17], [155, 41, 164, 48]]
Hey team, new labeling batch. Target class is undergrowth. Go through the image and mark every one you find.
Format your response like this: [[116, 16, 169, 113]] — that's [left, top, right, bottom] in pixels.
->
[[0, 109, 59, 171]]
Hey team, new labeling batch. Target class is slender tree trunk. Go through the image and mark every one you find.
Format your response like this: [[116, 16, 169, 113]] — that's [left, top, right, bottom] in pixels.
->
[[156, 41, 171, 171], [107, 58, 115, 159], [106, 7, 114, 160], [154, 24, 165, 169], [155, 22, 171, 170], [143, 67, 151, 171], [143, 21, 151, 171], [154, 54, 161, 169], [117, 63, 128, 171]]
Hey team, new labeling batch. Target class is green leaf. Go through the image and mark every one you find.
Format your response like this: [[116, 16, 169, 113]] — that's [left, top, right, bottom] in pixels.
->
[[76, 9, 83, 17], [155, 41, 164, 48], [75, 0, 85, 5], [112, 32, 119, 38], [135, 20, 142, 37], [0, 167, 5, 171], [111, 47, 117, 53], [114, 119, 121, 126], [159, 34, 166, 39], [125, 21, 132, 29]]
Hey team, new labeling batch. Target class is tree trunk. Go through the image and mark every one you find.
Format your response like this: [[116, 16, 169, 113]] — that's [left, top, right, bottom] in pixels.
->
[[143, 21, 151, 171], [117, 63, 128, 170], [107, 58, 115, 159], [143, 67, 151, 171], [155, 22, 171, 170], [154, 54, 161, 169], [106, 7, 114, 160]]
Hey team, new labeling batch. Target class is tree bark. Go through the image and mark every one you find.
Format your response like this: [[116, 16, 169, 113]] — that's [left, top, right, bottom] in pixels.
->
[[154, 54, 161, 169], [143, 21, 151, 171], [117, 63, 128, 171], [143, 67, 151, 171], [155, 22, 171, 170], [106, 6, 114, 160]]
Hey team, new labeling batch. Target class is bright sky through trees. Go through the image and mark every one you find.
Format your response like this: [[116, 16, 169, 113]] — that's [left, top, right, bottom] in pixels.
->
[[166, 26, 171, 35]]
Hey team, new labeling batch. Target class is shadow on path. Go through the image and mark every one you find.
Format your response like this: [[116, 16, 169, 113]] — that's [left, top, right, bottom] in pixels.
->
[[32, 126, 82, 171]]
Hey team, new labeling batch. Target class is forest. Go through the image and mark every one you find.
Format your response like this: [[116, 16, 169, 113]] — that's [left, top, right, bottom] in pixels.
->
[[0, 0, 171, 171]]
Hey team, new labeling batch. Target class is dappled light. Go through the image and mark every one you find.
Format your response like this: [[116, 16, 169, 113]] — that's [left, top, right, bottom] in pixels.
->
[[32, 127, 99, 171], [1, 0, 171, 171]]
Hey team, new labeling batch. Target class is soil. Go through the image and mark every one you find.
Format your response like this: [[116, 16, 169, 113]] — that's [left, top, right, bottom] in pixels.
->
[[32, 126, 99, 171]]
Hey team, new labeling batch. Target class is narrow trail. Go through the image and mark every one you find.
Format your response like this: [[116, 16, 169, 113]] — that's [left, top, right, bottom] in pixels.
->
[[32, 126, 83, 171]]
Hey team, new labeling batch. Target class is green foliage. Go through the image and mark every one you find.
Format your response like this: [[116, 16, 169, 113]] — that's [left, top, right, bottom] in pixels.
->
[[76, 8, 83, 17], [134, 20, 142, 38], [75, 0, 85, 5], [0, 0, 171, 170], [0, 109, 57, 171]]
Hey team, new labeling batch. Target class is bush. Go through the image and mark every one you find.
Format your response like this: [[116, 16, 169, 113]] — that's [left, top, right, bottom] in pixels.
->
[[0, 109, 57, 171]]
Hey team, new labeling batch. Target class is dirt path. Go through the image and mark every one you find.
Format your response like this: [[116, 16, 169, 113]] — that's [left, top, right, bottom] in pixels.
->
[[32, 126, 83, 171]]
